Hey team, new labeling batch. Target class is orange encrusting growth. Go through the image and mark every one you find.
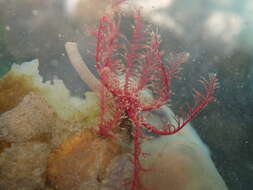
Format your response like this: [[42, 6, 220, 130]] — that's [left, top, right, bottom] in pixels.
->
[[92, 3, 218, 190]]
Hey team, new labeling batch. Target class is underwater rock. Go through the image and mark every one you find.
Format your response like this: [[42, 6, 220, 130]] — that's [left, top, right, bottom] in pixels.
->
[[74, 153, 132, 190], [0, 142, 50, 190], [102, 153, 132, 190], [51, 119, 84, 148], [0, 59, 99, 121], [0, 92, 55, 143], [141, 125, 228, 190], [47, 129, 126, 190], [0, 67, 39, 114], [0, 59, 107, 189]]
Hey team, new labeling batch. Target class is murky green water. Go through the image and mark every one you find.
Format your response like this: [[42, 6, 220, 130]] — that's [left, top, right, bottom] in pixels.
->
[[0, 0, 252, 190]]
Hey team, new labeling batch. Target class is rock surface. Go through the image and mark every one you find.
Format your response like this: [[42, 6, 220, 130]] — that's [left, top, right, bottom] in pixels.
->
[[0, 142, 50, 190], [47, 129, 127, 190], [0, 92, 55, 143]]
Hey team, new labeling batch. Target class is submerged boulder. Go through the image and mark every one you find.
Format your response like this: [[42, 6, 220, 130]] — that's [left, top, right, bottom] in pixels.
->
[[47, 129, 128, 190], [0, 142, 50, 190], [0, 92, 55, 143]]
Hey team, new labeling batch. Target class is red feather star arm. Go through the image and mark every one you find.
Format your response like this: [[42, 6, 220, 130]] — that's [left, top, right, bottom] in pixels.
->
[[142, 74, 218, 135]]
